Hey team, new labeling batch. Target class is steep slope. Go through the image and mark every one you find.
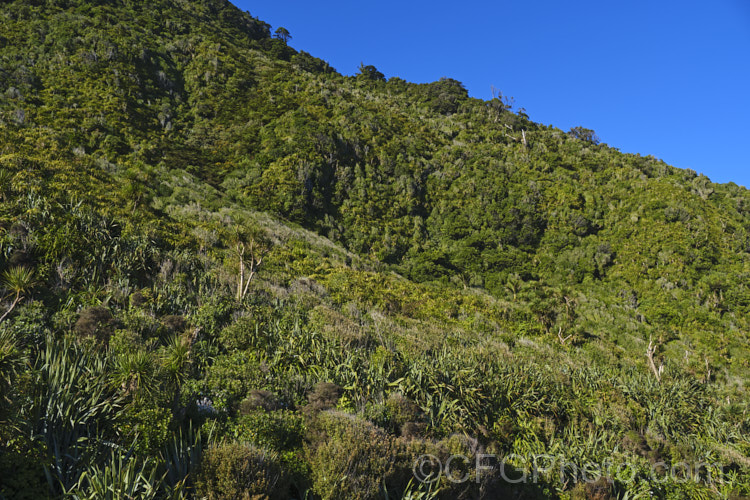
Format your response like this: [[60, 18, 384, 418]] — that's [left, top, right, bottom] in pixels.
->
[[0, 0, 749, 498]]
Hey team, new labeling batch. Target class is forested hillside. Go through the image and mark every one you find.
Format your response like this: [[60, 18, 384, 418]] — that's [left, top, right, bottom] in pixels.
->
[[1, 0, 749, 498]]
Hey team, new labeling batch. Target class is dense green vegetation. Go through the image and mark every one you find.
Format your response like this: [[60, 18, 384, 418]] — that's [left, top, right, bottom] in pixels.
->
[[1, 0, 749, 498]]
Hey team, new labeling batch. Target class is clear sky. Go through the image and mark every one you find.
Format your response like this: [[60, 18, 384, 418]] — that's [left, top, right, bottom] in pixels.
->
[[233, 0, 750, 188]]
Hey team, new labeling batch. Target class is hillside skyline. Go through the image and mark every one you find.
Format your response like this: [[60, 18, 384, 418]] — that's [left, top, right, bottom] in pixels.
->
[[239, 0, 750, 188]]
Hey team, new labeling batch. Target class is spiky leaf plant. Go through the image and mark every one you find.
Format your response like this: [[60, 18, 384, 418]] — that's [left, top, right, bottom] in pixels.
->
[[0, 266, 37, 324], [24, 336, 122, 494], [66, 451, 169, 500]]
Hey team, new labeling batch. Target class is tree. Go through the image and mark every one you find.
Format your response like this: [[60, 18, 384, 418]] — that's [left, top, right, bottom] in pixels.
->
[[646, 337, 664, 382], [567, 126, 600, 144], [356, 63, 385, 82], [232, 230, 271, 301], [504, 273, 523, 301], [0, 267, 36, 324], [273, 27, 291, 44], [423, 78, 468, 114], [557, 326, 572, 345]]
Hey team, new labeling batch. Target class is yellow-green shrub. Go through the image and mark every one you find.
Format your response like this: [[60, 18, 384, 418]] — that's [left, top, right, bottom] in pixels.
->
[[306, 410, 398, 500], [195, 442, 287, 500]]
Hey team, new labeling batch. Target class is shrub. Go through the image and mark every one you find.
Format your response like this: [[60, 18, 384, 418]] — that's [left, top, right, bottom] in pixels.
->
[[74, 306, 114, 344], [306, 411, 398, 500], [435, 434, 482, 486], [193, 351, 266, 411], [0, 449, 48, 500], [8, 249, 33, 267], [239, 389, 281, 413], [191, 296, 233, 335], [385, 392, 423, 435], [233, 409, 305, 451], [306, 382, 342, 412], [363, 393, 425, 437], [400, 421, 427, 439], [396, 435, 480, 499], [621, 430, 649, 457], [569, 477, 616, 500], [1, 299, 49, 347], [161, 314, 187, 334], [117, 403, 172, 455], [119, 308, 161, 339], [218, 316, 267, 351], [195, 442, 287, 500], [129, 291, 146, 308]]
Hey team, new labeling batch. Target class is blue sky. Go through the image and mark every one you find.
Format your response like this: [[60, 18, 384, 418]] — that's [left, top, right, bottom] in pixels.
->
[[233, 0, 750, 188]]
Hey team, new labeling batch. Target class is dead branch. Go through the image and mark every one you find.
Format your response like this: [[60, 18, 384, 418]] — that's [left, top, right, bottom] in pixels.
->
[[646, 338, 663, 382], [557, 326, 572, 345]]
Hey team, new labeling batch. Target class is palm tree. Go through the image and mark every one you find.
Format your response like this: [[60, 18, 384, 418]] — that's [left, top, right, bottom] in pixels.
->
[[232, 230, 269, 301], [161, 334, 191, 412], [504, 273, 522, 301], [0, 266, 37, 324], [113, 350, 157, 402]]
